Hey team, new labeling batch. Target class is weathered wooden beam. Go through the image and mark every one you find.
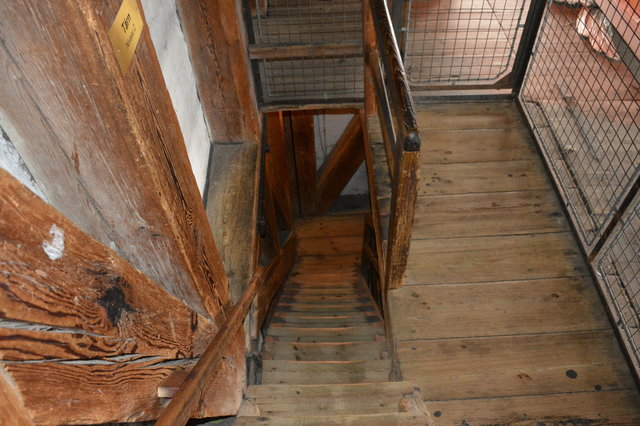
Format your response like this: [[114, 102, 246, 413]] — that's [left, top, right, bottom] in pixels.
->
[[265, 113, 295, 227], [249, 43, 362, 60], [289, 111, 317, 216], [385, 151, 420, 289], [0, 170, 243, 423], [176, 0, 260, 143], [206, 143, 260, 303], [0, 369, 32, 426], [156, 266, 266, 426], [314, 115, 365, 214], [0, 0, 229, 319]]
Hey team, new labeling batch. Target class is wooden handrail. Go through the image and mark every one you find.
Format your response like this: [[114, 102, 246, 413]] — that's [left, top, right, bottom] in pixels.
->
[[368, 0, 420, 153], [362, 0, 421, 291], [156, 265, 266, 425]]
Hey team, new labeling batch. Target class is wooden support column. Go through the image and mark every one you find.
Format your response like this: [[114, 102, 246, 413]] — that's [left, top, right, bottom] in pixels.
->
[[290, 111, 317, 216], [176, 0, 261, 144], [265, 113, 295, 227], [314, 115, 365, 214], [0, 170, 246, 423], [0, 1, 230, 320]]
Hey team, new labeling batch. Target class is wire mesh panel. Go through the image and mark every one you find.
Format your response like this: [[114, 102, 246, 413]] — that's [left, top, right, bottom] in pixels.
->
[[259, 55, 364, 101], [405, 0, 530, 86], [519, 1, 640, 250], [252, 0, 362, 44], [595, 196, 640, 373], [248, 0, 364, 104]]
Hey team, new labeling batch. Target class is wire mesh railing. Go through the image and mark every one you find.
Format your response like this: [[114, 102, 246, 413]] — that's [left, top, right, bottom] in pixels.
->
[[595, 196, 640, 373], [520, 0, 640, 378], [519, 1, 640, 251], [246, 0, 364, 105], [405, 0, 531, 87]]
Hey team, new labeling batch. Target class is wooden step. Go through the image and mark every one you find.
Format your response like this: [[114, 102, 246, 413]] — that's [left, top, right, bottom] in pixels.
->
[[282, 287, 363, 296], [278, 297, 372, 305], [235, 412, 429, 425], [262, 342, 388, 361], [275, 303, 376, 312], [273, 307, 378, 317], [270, 315, 382, 327], [297, 236, 363, 257], [296, 215, 365, 239], [261, 360, 391, 384], [239, 382, 417, 416], [267, 326, 384, 338], [279, 294, 370, 303]]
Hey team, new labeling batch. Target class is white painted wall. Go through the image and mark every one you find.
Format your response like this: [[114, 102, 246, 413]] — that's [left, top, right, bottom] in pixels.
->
[[314, 114, 368, 195], [0, 126, 46, 200], [142, 0, 211, 195]]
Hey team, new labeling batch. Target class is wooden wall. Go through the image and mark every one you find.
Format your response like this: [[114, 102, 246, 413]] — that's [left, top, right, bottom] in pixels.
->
[[0, 0, 258, 422]]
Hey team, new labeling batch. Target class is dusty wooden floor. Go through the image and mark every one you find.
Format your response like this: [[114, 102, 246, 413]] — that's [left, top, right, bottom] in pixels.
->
[[388, 100, 640, 424]]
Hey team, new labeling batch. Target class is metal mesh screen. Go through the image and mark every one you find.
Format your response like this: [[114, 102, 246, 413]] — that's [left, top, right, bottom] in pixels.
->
[[252, 0, 361, 44], [519, 1, 640, 250], [249, 0, 363, 103], [596, 197, 640, 372], [259, 56, 364, 101], [405, 0, 530, 86]]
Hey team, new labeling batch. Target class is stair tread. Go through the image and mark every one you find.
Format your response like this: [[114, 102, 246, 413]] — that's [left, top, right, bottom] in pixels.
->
[[262, 341, 388, 361], [267, 325, 384, 337], [261, 359, 391, 385], [234, 412, 430, 425]]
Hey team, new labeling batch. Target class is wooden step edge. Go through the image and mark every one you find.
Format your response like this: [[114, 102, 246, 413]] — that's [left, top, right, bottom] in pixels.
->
[[234, 412, 433, 425], [245, 381, 417, 398]]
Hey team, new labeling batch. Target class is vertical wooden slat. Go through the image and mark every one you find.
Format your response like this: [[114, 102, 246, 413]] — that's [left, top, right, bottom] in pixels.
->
[[176, 0, 261, 144], [0, 1, 229, 319], [290, 111, 317, 216]]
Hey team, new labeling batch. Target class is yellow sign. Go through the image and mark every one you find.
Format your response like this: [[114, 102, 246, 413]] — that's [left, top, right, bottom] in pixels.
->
[[108, 0, 144, 74]]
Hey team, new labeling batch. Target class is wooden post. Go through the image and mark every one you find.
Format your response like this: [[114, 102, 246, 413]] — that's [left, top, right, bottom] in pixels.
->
[[290, 111, 317, 216], [385, 150, 420, 289], [265, 113, 295, 227], [176, 0, 261, 144], [0, 0, 229, 320]]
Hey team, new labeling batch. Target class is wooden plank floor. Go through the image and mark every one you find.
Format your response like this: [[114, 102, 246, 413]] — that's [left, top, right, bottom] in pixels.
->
[[388, 100, 640, 424]]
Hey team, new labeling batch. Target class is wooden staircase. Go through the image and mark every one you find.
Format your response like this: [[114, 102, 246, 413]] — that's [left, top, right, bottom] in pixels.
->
[[235, 216, 432, 425]]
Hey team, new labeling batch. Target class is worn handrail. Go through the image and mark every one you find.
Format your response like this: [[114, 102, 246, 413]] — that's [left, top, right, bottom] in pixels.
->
[[363, 0, 421, 291], [156, 265, 265, 425], [368, 0, 420, 155]]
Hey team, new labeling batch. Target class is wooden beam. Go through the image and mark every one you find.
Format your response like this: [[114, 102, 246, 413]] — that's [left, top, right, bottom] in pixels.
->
[[0, 169, 234, 423], [0, 0, 229, 319], [156, 266, 266, 426], [176, 0, 260, 143], [385, 151, 420, 289], [314, 115, 365, 214], [206, 143, 260, 303], [265, 113, 295, 227], [249, 43, 362, 60], [290, 111, 317, 216], [0, 368, 32, 426]]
